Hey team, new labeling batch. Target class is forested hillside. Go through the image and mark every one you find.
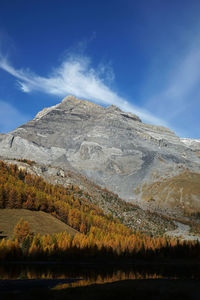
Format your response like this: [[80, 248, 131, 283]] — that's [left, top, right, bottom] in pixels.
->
[[0, 160, 200, 261]]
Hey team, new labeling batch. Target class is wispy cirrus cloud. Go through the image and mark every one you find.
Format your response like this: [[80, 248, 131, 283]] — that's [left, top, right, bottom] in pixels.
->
[[0, 100, 30, 133], [1, 45, 200, 137], [147, 46, 200, 114], [144, 41, 200, 137], [0, 54, 167, 126]]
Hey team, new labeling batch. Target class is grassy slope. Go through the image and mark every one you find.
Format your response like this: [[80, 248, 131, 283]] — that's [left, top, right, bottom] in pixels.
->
[[0, 209, 78, 239], [141, 171, 200, 215]]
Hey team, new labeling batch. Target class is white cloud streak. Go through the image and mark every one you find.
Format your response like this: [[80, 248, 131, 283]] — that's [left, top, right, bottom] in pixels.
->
[[142, 41, 200, 138], [145, 45, 200, 121], [0, 54, 167, 126], [0, 100, 30, 133]]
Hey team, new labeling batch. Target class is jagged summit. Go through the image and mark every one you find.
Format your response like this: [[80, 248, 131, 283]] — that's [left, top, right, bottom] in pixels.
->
[[62, 95, 80, 103], [0, 95, 200, 216], [34, 95, 142, 123], [61, 95, 101, 108], [106, 104, 123, 112], [34, 95, 102, 121]]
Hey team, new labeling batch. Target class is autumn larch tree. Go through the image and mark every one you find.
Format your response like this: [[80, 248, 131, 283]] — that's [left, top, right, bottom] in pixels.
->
[[13, 218, 31, 243]]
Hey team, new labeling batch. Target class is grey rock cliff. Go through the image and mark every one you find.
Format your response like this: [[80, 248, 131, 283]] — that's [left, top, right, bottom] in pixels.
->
[[0, 95, 200, 213]]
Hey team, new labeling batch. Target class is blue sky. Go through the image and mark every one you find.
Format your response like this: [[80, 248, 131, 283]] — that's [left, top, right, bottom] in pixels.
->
[[0, 0, 200, 138]]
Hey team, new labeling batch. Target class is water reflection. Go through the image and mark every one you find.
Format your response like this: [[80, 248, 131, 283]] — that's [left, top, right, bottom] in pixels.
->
[[54, 271, 168, 290], [0, 263, 199, 287]]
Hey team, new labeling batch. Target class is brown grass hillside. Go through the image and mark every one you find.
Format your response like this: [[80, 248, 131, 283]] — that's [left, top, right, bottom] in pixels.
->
[[0, 209, 78, 239], [141, 171, 200, 215]]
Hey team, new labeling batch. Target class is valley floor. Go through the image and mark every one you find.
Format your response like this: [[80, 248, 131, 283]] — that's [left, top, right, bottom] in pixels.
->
[[165, 221, 200, 241]]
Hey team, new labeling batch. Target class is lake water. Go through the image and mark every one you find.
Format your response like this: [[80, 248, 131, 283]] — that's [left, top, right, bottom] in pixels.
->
[[0, 262, 199, 288]]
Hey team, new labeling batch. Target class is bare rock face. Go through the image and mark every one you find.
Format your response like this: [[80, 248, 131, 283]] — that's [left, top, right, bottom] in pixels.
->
[[1, 95, 200, 215], [181, 138, 200, 151]]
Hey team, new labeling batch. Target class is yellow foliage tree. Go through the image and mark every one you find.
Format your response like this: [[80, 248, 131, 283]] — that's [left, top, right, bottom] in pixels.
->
[[13, 218, 31, 243]]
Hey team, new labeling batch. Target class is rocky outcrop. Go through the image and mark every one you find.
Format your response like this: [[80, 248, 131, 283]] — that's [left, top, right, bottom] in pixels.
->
[[0, 95, 200, 215], [181, 138, 200, 151]]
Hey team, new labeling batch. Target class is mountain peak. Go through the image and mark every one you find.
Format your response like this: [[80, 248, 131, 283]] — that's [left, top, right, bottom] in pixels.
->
[[61, 95, 102, 109], [61, 95, 81, 104], [1, 94, 200, 217], [106, 104, 123, 112], [33, 95, 100, 121], [33, 95, 141, 123]]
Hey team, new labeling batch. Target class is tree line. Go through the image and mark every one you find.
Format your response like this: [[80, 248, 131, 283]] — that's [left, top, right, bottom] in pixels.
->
[[0, 160, 200, 261]]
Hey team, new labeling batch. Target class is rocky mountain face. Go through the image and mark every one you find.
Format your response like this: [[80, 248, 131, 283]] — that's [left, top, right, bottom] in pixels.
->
[[0, 95, 200, 217]]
